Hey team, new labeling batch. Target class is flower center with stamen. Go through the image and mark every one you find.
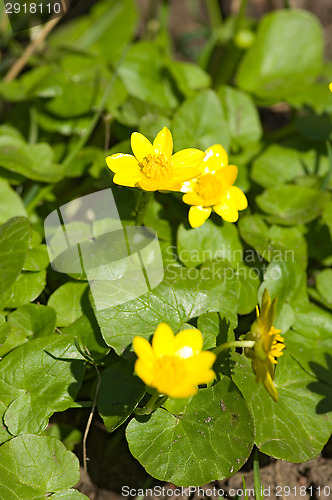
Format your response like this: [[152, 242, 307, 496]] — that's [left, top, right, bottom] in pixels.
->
[[139, 154, 172, 180], [195, 173, 224, 206], [154, 355, 187, 389]]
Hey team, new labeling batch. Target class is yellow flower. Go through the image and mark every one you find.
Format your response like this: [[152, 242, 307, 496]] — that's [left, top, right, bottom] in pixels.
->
[[244, 289, 285, 402], [329, 82, 332, 92], [181, 144, 248, 228], [106, 127, 205, 192], [133, 323, 216, 398]]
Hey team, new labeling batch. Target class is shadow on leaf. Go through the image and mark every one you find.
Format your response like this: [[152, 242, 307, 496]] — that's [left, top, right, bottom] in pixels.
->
[[307, 353, 332, 414]]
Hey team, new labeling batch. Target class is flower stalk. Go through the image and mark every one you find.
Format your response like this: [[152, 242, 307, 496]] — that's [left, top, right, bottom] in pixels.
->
[[214, 340, 255, 355], [135, 191, 153, 226], [135, 390, 163, 415]]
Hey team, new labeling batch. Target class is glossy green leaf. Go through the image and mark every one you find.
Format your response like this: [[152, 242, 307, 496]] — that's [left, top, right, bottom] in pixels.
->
[[126, 378, 254, 486], [167, 60, 211, 97], [5, 270, 46, 308], [197, 312, 235, 378], [118, 43, 177, 109], [23, 244, 50, 271], [237, 264, 260, 315], [0, 134, 64, 182], [94, 266, 240, 355], [7, 304, 56, 339], [49, 0, 137, 63], [217, 85, 262, 147], [36, 110, 92, 136], [177, 220, 243, 268], [259, 258, 308, 309], [98, 358, 145, 432], [0, 435, 82, 498], [0, 217, 31, 297], [0, 179, 27, 224], [0, 321, 18, 358], [236, 9, 323, 101], [287, 81, 332, 114], [0, 335, 85, 435], [239, 215, 308, 269], [285, 304, 332, 388], [173, 89, 230, 151], [232, 353, 332, 461], [256, 185, 330, 226], [48, 282, 89, 327], [0, 401, 12, 444], [62, 309, 110, 360], [315, 269, 332, 307], [197, 312, 226, 350], [251, 145, 308, 189], [142, 197, 172, 241]]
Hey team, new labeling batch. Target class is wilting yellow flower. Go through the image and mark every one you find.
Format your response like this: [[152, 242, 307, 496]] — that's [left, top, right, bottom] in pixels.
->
[[181, 144, 248, 228], [133, 323, 216, 398], [244, 289, 285, 402], [106, 127, 205, 192]]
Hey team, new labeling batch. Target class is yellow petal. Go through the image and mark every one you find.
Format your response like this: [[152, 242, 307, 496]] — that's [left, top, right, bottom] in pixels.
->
[[152, 323, 175, 358], [106, 153, 139, 173], [188, 206, 211, 228], [180, 180, 195, 193], [153, 127, 173, 157], [174, 329, 203, 358], [164, 384, 198, 399], [172, 148, 205, 171], [185, 351, 216, 375], [182, 192, 203, 206], [189, 369, 216, 385], [203, 144, 228, 173], [171, 166, 202, 183], [217, 164, 238, 187], [137, 178, 182, 192], [133, 336, 155, 366], [329, 82, 332, 92], [213, 201, 238, 222], [113, 169, 143, 187], [227, 186, 248, 210], [263, 370, 279, 402], [131, 132, 154, 162], [134, 359, 155, 387]]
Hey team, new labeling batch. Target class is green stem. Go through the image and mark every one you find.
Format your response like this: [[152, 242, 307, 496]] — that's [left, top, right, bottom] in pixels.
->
[[253, 447, 263, 500], [206, 0, 223, 31], [25, 184, 53, 214], [214, 340, 255, 355], [135, 191, 153, 226], [135, 390, 161, 415], [233, 0, 248, 36], [29, 106, 38, 144]]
